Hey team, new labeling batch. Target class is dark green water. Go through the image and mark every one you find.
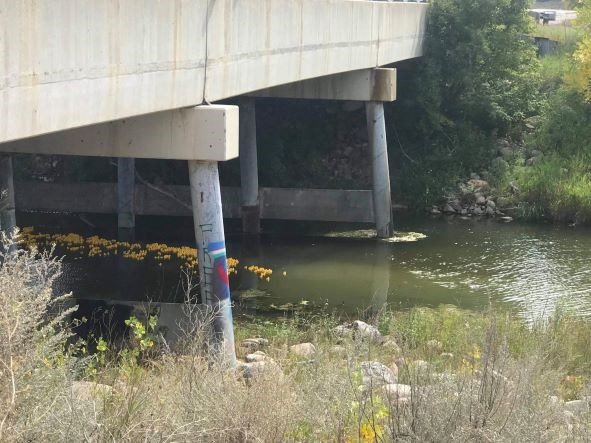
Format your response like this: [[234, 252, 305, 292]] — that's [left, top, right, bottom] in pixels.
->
[[42, 215, 591, 321]]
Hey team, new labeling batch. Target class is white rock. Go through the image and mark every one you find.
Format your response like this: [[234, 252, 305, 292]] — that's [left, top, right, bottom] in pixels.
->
[[352, 320, 382, 342], [241, 338, 269, 351], [237, 360, 282, 380], [361, 361, 397, 387], [245, 351, 267, 362], [382, 383, 412, 402], [394, 357, 407, 369], [390, 362, 399, 377], [382, 336, 401, 354], [332, 324, 353, 338], [413, 360, 431, 373], [290, 342, 316, 358], [564, 399, 590, 414]]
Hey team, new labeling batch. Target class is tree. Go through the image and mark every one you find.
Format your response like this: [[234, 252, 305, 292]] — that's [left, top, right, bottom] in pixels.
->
[[388, 0, 542, 206], [571, 0, 591, 100]]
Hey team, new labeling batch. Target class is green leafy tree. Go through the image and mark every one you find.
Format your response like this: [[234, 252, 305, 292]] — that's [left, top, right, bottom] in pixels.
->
[[389, 0, 542, 206], [571, 0, 591, 100]]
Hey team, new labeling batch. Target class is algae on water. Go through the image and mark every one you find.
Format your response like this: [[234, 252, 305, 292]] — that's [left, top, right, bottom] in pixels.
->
[[324, 229, 427, 242]]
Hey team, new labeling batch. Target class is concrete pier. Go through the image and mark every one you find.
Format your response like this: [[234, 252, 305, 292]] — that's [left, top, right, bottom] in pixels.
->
[[188, 160, 237, 366], [239, 99, 260, 234], [366, 102, 393, 238], [0, 155, 16, 233], [117, 157, 135, 241]]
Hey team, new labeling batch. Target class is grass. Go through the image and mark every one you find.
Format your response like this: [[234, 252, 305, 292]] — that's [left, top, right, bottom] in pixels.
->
[[1, 232, 590, 441], [531, 23, 583, 47]]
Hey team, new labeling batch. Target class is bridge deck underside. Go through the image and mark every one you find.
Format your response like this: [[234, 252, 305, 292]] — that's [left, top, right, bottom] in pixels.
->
[[0, 0, 426, 145]]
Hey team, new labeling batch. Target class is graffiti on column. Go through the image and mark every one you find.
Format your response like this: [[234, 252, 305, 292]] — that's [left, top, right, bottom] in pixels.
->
[[197, 223, 230, 305], [208, 240, 231, 302]]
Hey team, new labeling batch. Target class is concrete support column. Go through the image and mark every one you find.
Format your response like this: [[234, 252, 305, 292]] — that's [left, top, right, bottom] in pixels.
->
[[0, 154, 16, 233], [188, 160, 237, 366], [366, 102, 393, 238], [239, 98, 260, 234], [117, 157, 135, 241]]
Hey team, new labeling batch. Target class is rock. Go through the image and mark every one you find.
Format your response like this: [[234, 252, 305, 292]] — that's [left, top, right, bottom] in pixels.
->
[[430, 207, 442, 215], [426, 339, 443, 352], [470, 173, 480, 180], [530, 149, 543, 158], [548, 395, 561, 405], [526, 156, 542, 166], [333, 324, 353, 339], [485, 206, 495, 216], [241, 338, 269, 351], [473, 206, 484, 216], [525, 116, 540, 129], [394, 357, 406, 369], [290, 342, 316, 358], [238, 361, 269, 379], [508, 182, 520, 194], [467, 179, 490, 191], [381, 383, 412, 402], [352, 320, 382, 342], [443, 204, 456, 214], [450, 199, 463, 212], [440, 352, 454, 359], [389, 362, 399, 378], [382, 336, 401, 354], [496, 196, 510, 208], [475, 195, 486, 205], [245, 351, 267, 362], [413, 360, 431, 373], [486, 199, 496, 209], [460, 208, 468, 215], [491, 156, 509, 170], [361, 361, 398, 387], [500, 216, 514, 223], [564, 399, 590, 414]]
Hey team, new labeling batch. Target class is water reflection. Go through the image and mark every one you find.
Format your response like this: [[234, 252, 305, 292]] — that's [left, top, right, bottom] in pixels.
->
[[52, 217, 591, 320]]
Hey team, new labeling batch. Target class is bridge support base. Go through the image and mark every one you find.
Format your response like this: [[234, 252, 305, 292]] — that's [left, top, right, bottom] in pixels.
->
[[366, 101, 393, 238], [188, 160, 237, 366], [239, 98, 260, 234], [117, 157, 135, 241], [0, 154, 16, 234]]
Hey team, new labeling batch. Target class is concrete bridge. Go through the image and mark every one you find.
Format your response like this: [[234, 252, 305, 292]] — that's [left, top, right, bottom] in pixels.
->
[[0, 0, 427, 363]]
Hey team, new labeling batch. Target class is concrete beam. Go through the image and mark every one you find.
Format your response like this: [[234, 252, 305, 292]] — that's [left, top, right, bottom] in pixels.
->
[[251, 69, 396, 102], [15, 182, 407, 223], [2, 1, 426, 143], [0, 106, 239, 161]]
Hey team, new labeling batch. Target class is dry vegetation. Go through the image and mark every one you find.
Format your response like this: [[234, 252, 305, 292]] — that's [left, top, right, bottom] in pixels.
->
[[1, 232, 590, 442]]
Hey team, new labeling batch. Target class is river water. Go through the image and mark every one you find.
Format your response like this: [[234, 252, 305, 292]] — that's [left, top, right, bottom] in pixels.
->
[[35, 215, 591, 321]]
